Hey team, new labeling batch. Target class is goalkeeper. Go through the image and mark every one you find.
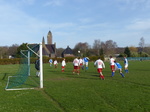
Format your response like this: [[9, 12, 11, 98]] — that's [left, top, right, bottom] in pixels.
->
[[35, 58, 40, 77]]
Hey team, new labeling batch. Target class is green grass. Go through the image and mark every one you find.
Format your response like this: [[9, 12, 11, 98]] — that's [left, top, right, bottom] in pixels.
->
[[0, 61, 150, 112]]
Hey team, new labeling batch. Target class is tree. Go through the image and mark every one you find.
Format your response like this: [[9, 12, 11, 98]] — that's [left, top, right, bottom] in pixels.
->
[[143, 45, 150, 55], [102, 40, 118, 56], [0, 46, 9, 59], [8, 44, 19, 57], [93, 39, 101, 56], [16, 43, 28, 58], [99, 48, 104, 56], [73, 42, 90, 56], [124, 47, 131, 57], [139, 37, 145, 52], [139, 37, 145, 48], [129, 46, 138, 52], [56, 48, 65, 57]]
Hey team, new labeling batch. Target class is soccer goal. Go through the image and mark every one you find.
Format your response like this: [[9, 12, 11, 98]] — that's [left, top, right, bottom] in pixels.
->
[[5, 43, 43, 91]]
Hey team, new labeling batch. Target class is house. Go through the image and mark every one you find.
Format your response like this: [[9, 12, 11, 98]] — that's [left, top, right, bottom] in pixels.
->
[[62, 46, 74, 57]]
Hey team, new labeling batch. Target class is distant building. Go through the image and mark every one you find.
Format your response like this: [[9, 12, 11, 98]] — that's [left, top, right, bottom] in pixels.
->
[[42, 31, 56, 58], [62, 46, 74, 57]]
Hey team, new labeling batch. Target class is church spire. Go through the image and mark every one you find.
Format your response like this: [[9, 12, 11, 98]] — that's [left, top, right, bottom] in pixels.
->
[[42, 36, 45, 45]]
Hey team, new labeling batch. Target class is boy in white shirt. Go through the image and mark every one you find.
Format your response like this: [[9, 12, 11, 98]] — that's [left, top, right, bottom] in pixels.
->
[[94, 57, 105, 80], [79, 57, 83, 69], [53, 60, 58, 68], [61, 58, 66, 72], [109, 56, 115, 77], [73, 57, 80, 75]]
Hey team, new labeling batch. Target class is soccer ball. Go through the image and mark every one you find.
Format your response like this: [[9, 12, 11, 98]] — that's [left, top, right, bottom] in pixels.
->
[[78, 51, 80, 53]]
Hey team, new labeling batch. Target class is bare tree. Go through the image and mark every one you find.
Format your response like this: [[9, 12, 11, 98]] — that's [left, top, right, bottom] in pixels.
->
[[0, 46, 9, 58], [8, 44, 19, 57], [138, 37, 145, 52], [102, 40, 118, 56], [73, 42, 90, 56], [56, 48, 65, 57], [93, 39, 101, 56]]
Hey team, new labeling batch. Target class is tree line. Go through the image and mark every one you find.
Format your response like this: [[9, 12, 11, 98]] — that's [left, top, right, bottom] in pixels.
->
[[0, 37, 150, 59]]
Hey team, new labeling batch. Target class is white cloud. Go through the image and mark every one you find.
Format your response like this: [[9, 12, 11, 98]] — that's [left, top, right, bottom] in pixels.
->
[[51, 22, 75, 29], [21, 0, 36, 5], [78, 18, 93, 23], [43, 0, 64, 6], [116, 0, 150, 10], [126, 19, 150, 31]]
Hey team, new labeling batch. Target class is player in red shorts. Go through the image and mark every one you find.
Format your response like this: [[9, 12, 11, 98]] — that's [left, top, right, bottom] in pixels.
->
[[94, 57, 105, 80], [61, 58, 66, 72], [79, 57, 83, 69], [109, 56, 115, 77], [73, 57, 80, 75]]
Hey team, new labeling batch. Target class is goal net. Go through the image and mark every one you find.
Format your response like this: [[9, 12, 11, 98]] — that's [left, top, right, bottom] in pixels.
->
[[5, 43, 43, 90]]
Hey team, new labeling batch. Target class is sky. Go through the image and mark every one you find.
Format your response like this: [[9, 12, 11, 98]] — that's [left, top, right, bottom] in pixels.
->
[[0, 0, 150, 48]]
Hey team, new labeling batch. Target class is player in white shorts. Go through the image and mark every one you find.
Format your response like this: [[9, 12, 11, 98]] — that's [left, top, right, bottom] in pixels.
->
[[124, 56, 129, 73]]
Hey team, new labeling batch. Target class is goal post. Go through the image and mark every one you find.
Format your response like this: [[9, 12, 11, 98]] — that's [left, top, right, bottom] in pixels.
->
[[26, 43, 43, 89], [39, 43, 43, 88], [5, 43, 43, 90]]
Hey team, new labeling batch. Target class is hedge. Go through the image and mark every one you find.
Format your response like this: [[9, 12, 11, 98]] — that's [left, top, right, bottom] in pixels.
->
[[0, 56, 104, 65]]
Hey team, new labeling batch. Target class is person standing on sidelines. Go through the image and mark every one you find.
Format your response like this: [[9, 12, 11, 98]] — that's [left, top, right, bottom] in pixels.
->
[[49, 58, 53, 67], [94, 57, 105, 80], [109, 56, 115, 77], [61, 58, 66, 72], [114, 61, 125, 78], [124, 56, 129, 73], [73, 57, 80, 75]]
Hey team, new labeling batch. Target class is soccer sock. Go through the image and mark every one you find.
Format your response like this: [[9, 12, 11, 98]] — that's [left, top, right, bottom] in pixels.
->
[[82, 66, 84, 70], [126, 70, 128, 73], [120, 73, 124, 77], [86, 67, 88, 70], [99, 75, 102, 79], [100, 75, 105, 80], [102, 75, 105, 79], [111, 72, 114, 77], [125, 69, 128, 73]]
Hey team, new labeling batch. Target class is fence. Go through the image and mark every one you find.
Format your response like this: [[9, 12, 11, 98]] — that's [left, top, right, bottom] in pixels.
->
[[116, 57, 150, 61]]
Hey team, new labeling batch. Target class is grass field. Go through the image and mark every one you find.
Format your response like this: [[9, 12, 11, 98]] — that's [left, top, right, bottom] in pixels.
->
[[0, 61, 150, 112]]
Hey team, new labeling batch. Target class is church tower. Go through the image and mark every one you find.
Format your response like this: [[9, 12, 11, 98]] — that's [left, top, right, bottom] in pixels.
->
[[47, 31, 52, 44]]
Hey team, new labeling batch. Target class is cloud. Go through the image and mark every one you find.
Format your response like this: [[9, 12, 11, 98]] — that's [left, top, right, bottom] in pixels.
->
[[51, 22, 75, 29], [43, 0, 64, 6], [78, 18, 93, 23], [116, 0, 150, 10], [20, 0, 36, 5], [126, 19, 150, 31]]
